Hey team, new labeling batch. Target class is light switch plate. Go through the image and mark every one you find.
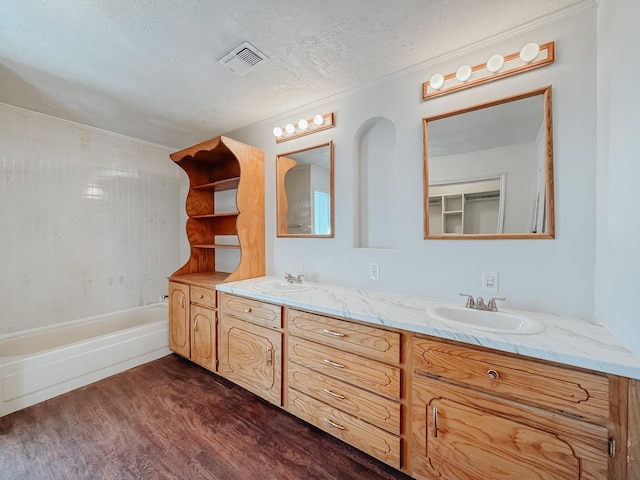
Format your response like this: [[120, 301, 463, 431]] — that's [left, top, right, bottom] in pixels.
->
[[481, 271, 499, 293]]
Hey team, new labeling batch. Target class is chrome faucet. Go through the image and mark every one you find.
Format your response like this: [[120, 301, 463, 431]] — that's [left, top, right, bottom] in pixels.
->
[[459, 293, 505, 312], [284, 273, 304, 284]]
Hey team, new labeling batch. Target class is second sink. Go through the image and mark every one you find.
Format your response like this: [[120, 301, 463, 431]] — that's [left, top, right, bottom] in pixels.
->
[[427, 305, 544, 335]]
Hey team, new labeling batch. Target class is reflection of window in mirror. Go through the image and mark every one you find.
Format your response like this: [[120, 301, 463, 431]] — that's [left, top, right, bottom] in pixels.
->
[[423, 86, 554, 239], [276, 141, 334, 238]]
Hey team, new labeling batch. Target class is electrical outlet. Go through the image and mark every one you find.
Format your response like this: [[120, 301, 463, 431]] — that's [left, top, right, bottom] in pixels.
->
[[369, 263, 380, 281], [481, 271, 499, 293]]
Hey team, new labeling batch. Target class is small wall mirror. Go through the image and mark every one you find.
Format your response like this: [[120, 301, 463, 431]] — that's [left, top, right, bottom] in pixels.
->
[[423, 86, 554, 239], [276, 141, 334, 237]]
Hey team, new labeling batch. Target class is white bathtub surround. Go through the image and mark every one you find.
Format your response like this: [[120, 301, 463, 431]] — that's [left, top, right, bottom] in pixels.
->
[[0, 303, 170, 417], [0, 102, 181, 336], [217, 277, 640, 380]]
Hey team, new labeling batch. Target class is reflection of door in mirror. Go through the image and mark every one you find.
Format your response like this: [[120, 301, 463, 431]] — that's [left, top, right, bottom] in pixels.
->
[[276, 141, 334, 237], [423, 86, 554, 239]]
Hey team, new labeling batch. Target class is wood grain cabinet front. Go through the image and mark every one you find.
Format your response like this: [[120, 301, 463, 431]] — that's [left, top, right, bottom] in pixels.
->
[[220, 292, 282, 329], [286, 308, 402, 471], [410, 373, 609, 480], [168, 281, 217, 372], [219, 298, 283, 406], [413, 337, 611, 424], [409, 335, 628, 480]]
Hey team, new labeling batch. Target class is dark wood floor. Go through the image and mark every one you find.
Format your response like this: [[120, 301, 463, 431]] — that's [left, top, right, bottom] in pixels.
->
[[0, 354, 413, 480]]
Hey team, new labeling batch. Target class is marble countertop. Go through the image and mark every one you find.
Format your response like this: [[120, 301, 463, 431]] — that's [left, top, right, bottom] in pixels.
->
[[216, 276, 640, 380]]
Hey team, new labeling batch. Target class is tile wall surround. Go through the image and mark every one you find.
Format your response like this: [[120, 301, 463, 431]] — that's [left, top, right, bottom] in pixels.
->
[[0, 103, 181, 335]]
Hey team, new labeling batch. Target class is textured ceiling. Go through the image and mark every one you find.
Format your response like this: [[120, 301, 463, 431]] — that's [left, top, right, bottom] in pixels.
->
[[0, 0, 584, 148]]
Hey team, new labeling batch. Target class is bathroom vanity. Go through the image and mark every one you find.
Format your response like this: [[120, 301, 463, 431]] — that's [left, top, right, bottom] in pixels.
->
[[166, 276, 639, 480]]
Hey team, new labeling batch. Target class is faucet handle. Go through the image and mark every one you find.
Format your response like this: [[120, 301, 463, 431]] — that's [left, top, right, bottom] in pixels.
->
[[294, 274, 305, 284], [284, 272, 294, 283], [487, 297, 506, 311], [459, 293, 475, 308]]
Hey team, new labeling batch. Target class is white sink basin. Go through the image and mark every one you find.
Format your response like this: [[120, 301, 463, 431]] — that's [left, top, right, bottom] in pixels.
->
[[254, 280, 312, 293], [427, 305, 544, 335]]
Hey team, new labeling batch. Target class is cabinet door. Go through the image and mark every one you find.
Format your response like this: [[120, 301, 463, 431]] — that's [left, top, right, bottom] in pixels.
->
[[411, 375, 609, 480], [190, 305, 216, 371], [219, 315, 282, 405], [169, 281, 190, 358]]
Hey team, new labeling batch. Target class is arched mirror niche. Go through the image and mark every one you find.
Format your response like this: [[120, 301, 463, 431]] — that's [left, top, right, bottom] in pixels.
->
[[423, 86, 554, 239], [276, 141, 334, 238], [354, 117, 397, 248]]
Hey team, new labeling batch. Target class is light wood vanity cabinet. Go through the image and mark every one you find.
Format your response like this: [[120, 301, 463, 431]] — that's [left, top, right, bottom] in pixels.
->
[[409, 335, 623, 480], [286, 308, 402, 468], [219, 293, 283, 406], [168, 280, 217, 371]]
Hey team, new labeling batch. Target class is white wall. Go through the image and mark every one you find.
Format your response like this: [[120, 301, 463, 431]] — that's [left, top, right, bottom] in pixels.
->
[[595, 0, 640, 355], [228, 7, 599, 318], [0, 103, 181, 335]]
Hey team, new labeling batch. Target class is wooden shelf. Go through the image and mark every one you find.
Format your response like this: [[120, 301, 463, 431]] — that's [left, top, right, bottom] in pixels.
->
[[193, 244, 240, 249], [192, 177, 240, 192], [169, 271, 231, 288], [191, 212, 239, 219]]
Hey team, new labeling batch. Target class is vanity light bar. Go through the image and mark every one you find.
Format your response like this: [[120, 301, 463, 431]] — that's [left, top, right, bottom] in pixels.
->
[[422, 41, 555, 101], [273, 113, 334, 143]]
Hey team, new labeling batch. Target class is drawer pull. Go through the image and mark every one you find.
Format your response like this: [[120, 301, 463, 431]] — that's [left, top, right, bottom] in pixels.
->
[[322, 329, 345, 337], [193, 318, 199, 333], [244, 307, 252, 313], [323, 359, 345, 369], [199, 294, 204, 299], [323, 388, 345, 400], [487, 369, 499, 380], [322, 418, 345, 430]]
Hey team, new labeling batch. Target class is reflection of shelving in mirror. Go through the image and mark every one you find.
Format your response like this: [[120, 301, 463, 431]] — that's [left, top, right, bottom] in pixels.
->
[[429, 178, 504, 235]]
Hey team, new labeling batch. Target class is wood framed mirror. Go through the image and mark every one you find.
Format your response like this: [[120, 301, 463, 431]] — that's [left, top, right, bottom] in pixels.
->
[[423, 86, 554, 239], [276, 141, 334, 238]]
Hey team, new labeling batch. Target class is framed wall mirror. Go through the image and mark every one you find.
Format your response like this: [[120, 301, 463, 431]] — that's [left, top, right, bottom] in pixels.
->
[[423, 85, 554, 239], [276, 141, 334, 237]]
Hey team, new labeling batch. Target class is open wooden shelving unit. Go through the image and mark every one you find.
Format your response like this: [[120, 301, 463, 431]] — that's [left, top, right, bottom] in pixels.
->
[[169, 135, 265, 287]]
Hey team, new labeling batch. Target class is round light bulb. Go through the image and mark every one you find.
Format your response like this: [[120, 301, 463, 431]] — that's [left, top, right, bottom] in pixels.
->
[[456, 65, 472, 82], [273, 126, 283, 137], [298, 118, 309, 130], [486, 54, 504, 73], [285, 123, 295, 134], [519, 42, 540, 63], [312, 114, 324, 126], [429, 73, 445, 90]]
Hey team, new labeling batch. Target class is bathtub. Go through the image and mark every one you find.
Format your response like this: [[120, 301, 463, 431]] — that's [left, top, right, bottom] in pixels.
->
[[0, 303, 170, 417]]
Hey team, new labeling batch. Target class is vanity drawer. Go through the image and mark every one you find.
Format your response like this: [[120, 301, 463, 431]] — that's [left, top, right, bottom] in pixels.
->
[[289, 337, 400, 400], [190, 286, 216, 308], [288, 389, 400, 468], [288, 363, 400, 435], [288, 309, 400, 364], [412, 337, 611, 423], [219, 293, 282, 329]]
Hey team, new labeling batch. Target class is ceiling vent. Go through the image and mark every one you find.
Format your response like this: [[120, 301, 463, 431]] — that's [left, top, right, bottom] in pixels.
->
[[218, 42, 268, 76]]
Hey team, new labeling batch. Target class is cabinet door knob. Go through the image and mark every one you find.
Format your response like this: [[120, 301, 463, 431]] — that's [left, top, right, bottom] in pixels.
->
[[487, 369, 499, 380], [199, 294, 204, 299], [244, 308, 252, 313]]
